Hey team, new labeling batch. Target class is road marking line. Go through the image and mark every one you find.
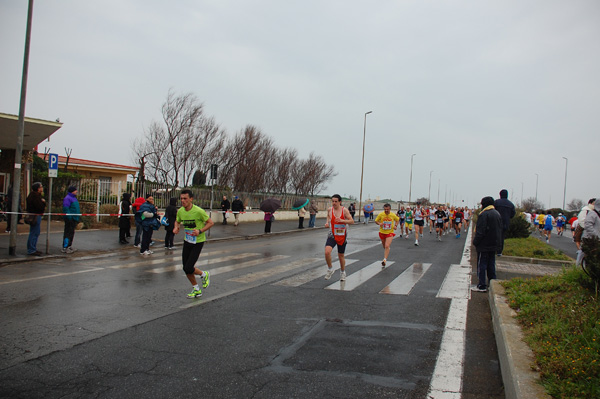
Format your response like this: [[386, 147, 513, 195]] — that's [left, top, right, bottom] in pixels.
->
[[208, 255, 289, 276], [436, 264, 471, 299], [228, 258, 320, 283], [146, 253, 261, 274], [325, 261, 392, 291], [273, 259, 358, 287], [380, 263, 432, 295], [427, 226, 473, 398], [0, 267, 104, 285]]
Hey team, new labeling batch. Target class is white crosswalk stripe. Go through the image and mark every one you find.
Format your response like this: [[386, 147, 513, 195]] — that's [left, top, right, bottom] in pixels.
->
[[229, 258, 320, 283], [325, 261, 393, 291], [146, 253, 261, 274], [380, 263, 432, 295], [273, 259, 358, 287], [208, 255, 289, 276]]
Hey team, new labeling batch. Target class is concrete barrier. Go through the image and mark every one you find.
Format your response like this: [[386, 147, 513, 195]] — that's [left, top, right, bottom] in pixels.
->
[[489, 280, 550, 399]]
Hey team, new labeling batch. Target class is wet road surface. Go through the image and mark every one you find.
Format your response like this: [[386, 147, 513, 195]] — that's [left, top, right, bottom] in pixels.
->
[[0, 223, 503, 398]]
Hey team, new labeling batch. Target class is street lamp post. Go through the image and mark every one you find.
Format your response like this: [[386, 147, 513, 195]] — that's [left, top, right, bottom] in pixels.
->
[[562, 157, 568, 210], [9, 0, 34, 256], [535, 173, 539, 202], [521, 182, 524, 207], [358, 111, 372, 222], [408, 153, 416, 203], [428, 170, 433, 203]]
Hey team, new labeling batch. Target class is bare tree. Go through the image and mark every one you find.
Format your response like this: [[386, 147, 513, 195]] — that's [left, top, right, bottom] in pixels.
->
[[302, 153, 337, 196], [521, 197, 544, 212], [133, 90, 224, 187], [267, 148, 298, 194], [567, 198, 584, 212]]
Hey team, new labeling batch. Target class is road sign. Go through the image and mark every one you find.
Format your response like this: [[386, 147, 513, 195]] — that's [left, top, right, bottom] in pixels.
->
[[48, 153, 58, 178]]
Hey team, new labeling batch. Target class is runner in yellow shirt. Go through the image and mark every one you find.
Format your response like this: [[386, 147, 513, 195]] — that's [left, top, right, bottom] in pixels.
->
[[375, 203, 400, 268]]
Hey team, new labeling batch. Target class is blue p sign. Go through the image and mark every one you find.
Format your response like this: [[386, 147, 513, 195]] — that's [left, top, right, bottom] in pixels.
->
[[48, 153, 58, 177]]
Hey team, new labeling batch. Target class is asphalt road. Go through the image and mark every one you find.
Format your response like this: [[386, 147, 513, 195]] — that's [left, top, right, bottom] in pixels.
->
[[0, 222, 503, 398]]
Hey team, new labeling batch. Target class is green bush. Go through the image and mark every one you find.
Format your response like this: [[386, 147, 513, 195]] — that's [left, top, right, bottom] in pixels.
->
[[79, 202, 96, 229], [581, 236, 600, 288], [100, 204, 119, 226], [506, 213, 531, 238]]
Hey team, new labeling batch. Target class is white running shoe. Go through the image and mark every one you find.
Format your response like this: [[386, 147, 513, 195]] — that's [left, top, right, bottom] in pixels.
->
[[325, 268, 334, 280], [141, 250, 151, 256], [415, 240, 419, 246], [340, 271, 346, 281]]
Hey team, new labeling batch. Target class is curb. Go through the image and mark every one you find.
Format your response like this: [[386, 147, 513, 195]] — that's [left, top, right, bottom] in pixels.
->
[[488, 280, 550, 399], [498, 255, 573, 267]]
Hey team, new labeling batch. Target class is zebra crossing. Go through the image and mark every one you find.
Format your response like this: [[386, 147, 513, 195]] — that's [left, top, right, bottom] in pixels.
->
[[0, 246, 471, 302]]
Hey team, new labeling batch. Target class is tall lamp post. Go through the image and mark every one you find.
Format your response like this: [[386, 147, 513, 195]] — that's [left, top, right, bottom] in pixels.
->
[[408, 153, 416, 203], [535, 173, 539, 202], [562, 157, 568, 210], [9, 0, 34, 256], [358, 111, 372, 222], [428, 170, 433, 203]]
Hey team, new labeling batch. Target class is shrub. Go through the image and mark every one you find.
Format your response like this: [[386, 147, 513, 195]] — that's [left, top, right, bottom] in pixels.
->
[[581, 236, 600, 291], [100, 204, 119, 226], [506, 213, 531, 238]]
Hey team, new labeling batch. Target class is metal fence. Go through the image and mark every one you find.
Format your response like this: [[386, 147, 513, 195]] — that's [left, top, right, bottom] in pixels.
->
[[71, 179, 332, 221]]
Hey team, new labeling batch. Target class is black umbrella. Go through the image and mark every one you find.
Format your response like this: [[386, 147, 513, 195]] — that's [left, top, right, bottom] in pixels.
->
[[292, 198, 309, 210], [260, 198, 282, 213]]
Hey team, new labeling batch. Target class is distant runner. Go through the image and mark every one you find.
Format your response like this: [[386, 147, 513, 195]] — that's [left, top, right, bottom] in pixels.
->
[[434, 207, 446, 241], [404, 206, 414, 238]]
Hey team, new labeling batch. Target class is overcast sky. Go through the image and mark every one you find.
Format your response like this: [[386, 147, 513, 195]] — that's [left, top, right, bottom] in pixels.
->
[[1, 0, 598, 208]]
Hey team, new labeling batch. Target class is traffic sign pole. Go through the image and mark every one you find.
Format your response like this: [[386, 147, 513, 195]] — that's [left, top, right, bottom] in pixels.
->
[[46, 153, 58, 254]]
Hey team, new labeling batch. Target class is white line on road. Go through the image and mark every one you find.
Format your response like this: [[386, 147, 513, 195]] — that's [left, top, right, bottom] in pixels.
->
[[0, 267, 105, 285], [228, 258, 320, 283], [380, 263, 432, 295], [146, 253, 261, 274], [272, 259, 358, 287], [325, 260, 393, 291], [427, 226, 473, 398]]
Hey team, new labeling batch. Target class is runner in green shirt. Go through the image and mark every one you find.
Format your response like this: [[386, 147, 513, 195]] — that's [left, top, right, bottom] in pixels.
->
[[173, 189, 214, 298]]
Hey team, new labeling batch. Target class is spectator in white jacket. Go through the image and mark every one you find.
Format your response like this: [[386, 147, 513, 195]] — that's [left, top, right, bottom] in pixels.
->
[[583, 198, 600, 239], [574, 198, 596, 250]]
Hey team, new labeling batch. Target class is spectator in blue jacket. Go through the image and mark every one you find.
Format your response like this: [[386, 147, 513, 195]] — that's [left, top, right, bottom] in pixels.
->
[[494, 189, 516, 256], [138, 194, 158, 256], [62, 186, 80, 254]]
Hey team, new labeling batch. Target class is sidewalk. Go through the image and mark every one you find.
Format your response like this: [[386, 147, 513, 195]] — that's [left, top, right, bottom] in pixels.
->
[[0, 218, 326, 266]]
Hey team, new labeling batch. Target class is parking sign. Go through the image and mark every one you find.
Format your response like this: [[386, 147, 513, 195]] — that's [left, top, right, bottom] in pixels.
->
[[48, 153, 58, 177]]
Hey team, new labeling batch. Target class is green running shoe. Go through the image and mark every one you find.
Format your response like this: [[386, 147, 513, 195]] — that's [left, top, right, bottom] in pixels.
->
[[187, 288, 202, 299], [202, 271, 210, 288]]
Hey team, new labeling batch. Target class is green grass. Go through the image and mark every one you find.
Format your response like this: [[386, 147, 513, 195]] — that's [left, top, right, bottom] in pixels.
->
[[502, 236, 572, 261], [502, 266, 600, 398]]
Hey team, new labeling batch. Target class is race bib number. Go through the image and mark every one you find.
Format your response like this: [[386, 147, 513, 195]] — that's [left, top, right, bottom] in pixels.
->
[[184, 229, 197, 244], [437, 218, 443, 223], [455, 218, 461, 223], [382, 221, 392, 230], [334, 224, 346, 236]]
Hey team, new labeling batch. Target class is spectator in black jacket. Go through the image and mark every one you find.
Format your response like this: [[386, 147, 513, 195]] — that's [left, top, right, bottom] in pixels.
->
[[26, 182, 46, 256], [472, 196, 503, 292], [164, 197, 178, 249], [231, 196, 244, 226], [494, 189, 516, 256], [220, 196, 230, 225]]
